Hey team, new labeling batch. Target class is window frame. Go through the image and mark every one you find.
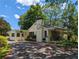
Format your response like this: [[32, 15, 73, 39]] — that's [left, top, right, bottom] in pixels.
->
[[12, 33, 15, 37], [17, 33, 20, 37]]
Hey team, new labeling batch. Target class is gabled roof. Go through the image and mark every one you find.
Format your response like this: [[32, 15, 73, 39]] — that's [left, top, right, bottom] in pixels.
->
[[28, 19, 67, 32], [28, 20, 43, 32]]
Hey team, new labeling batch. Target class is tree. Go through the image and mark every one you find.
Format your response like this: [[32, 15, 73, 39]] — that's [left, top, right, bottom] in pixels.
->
[[43, 0, 67, 26], [45, 0, 68, 4], [44, 0, 78, 40], [0, 17, 11, 36], [62, 1, 78, 36], [19, 4, 47, 30]]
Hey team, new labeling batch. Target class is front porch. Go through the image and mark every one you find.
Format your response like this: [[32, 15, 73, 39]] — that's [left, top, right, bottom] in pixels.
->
[[47, 28, 68, 42]]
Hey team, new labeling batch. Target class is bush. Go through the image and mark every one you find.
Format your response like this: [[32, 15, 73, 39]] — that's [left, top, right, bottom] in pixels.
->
[[0, 36, 10, 59], [0, 36, 8, 47], [70, 39, 78, 48], [0, 47, 10, 59], [61, 39, 78, 48]]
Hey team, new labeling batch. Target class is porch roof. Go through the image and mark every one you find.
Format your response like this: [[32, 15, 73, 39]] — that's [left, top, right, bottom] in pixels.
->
[[45, 26, 67, 30]]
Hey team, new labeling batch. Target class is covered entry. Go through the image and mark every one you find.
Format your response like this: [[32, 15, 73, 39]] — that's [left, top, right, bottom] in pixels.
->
[[48, 28, 67, 41], [50, 30, 60, 41]]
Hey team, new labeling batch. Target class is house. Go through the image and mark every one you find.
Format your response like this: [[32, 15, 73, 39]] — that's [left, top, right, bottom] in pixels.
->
[[7, 30, 28, 43], [28, 19, 68, 42], [7, 19, 68, 43]]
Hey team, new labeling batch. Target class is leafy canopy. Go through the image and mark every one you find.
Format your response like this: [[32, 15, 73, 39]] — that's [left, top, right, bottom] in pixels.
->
[[0, 17, 11, 36], [19, 4, 47, 30], [62, 1, 78, 35], [45, 0, 78, 36]]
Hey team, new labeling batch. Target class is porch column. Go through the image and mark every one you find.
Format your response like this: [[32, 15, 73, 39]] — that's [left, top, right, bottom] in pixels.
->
[[36, 30, 42, 42], [48, 30, 51, 42]]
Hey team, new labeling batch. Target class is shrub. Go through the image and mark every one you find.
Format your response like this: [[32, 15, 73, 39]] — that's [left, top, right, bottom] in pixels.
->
[[0, 36, 8, 47], [0, 36, 10, 59], [61, 39, 78, 48]]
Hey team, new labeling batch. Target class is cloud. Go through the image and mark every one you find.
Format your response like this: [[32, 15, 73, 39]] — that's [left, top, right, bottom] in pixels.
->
[[14, 14, 20, 19], [17, 6, 21, 9], [0, 15, 7, 18], [17, 6, 25, 10], [16, 0, 40, 6], [39, 2, 45, 6], [61, 3, 66, 9]]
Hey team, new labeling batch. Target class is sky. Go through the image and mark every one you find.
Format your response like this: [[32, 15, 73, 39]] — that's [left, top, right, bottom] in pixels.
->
[[0, 0, 77, 30]]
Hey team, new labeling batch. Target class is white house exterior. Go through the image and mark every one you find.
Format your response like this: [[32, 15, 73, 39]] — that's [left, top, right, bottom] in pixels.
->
[[7, 30, 28, 43], [28, 20, 43, 42], [28, 20, 68, 42], [7, 20, 68, 43]]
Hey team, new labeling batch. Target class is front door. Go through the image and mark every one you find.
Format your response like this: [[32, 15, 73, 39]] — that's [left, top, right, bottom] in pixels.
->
[[42, 31, 47, 42], [51, 30, 60, 41], [29, 32, 36, 41]]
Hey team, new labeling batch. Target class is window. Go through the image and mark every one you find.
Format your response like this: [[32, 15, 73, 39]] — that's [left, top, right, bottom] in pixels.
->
[[22, 33, 24, 37], [17, 33, 20, 37], [12, 33, 15, 37], [29, 32, 34, 36], [45, 31, 47, 37]]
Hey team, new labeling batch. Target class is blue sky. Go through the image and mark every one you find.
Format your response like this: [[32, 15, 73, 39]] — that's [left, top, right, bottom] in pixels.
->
[[0, 0, 77, 30]]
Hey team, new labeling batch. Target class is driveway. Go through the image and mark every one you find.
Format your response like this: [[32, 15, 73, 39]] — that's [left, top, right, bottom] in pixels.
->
[[4, 42, 78, 59]]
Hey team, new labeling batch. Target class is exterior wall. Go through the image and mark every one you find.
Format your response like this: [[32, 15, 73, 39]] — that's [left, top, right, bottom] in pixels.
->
[[8, 31, 16, 41], [36, 29, 43, 42], [35, 29, 49, 42], [28, 20, 43, 42], [15, 35, 25, 42], [7, 30, 28, 43]]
